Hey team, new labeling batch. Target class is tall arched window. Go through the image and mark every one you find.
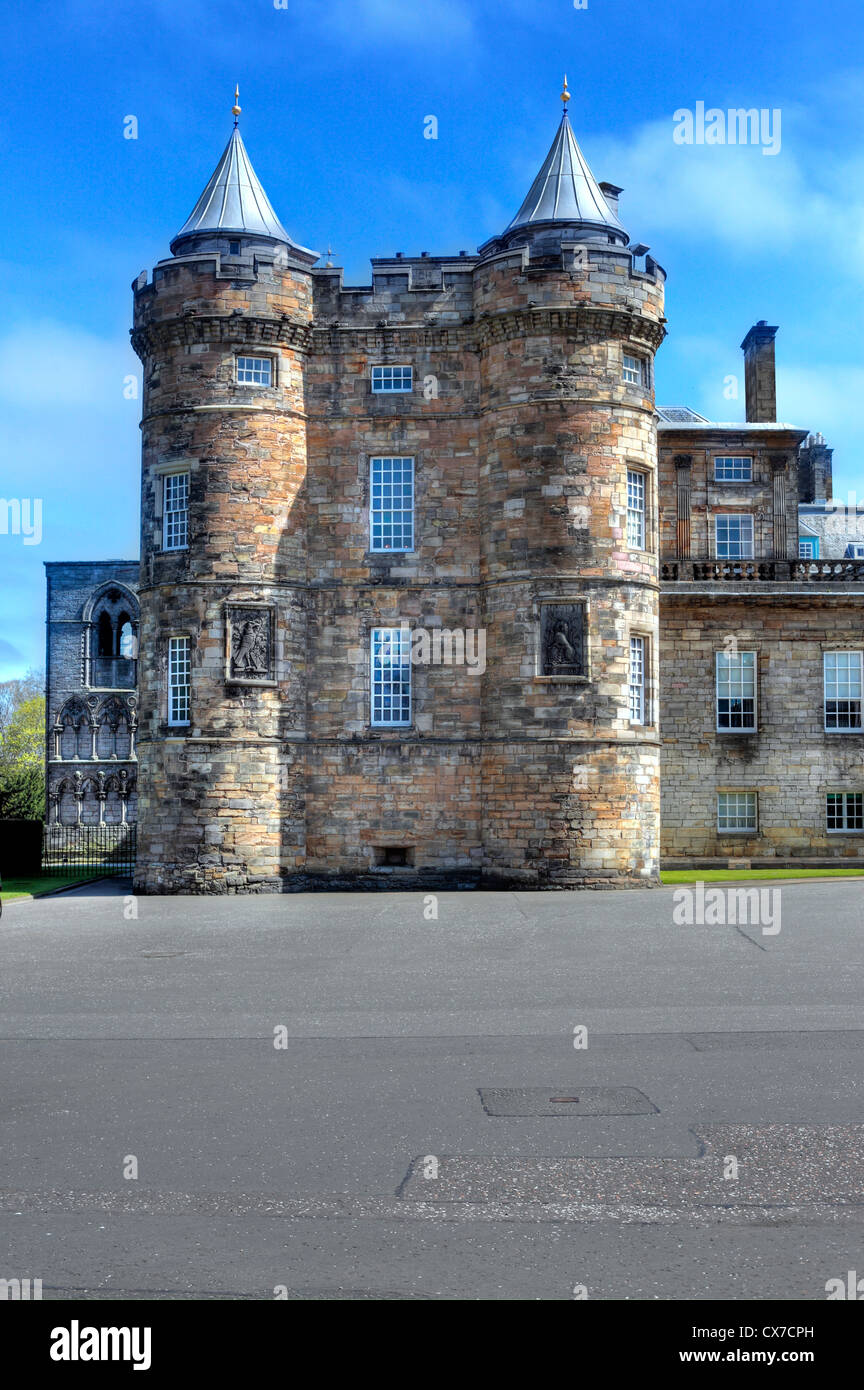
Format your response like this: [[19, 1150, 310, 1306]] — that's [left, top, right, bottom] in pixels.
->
[[97, 611, 114, 657], [85, 585, 139, 690]]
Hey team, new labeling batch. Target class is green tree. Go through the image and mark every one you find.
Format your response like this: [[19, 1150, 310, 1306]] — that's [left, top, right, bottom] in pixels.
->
[[0, 671, 45, 820]]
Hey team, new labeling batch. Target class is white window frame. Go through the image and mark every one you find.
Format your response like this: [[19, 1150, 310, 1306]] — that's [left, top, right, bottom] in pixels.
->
[[715, 513, 754, 559], [824, 651, 863, 732], [717, 791, 758, 833], [626, 469, 646, 549], [370, 457, 415, 553], [629, 634, 646, 725], [826, 791, 864, 833], [716, 650, 757, 732], [167, 636, 191, 727], [714, 456, 753, 482], [622, 353, 647, 388], [798, 537, 819, 559], [236, 355, 273, 387], [162, 471, 189, 551], [371, 627, 412, 727], [371, 364, 413, 394]]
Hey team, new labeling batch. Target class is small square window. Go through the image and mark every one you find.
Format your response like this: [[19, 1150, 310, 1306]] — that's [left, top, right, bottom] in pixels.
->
[[799, 538, 819, 559], [718, 791, 757, 833], [827, 791, 864, 832], [714, 456, 753, 482], [622, 353, 647, 387], [236, 356, 273, 386], [715, 514, 754, 559], [228, 241, 241, 256], [371, 365, 413, 393]]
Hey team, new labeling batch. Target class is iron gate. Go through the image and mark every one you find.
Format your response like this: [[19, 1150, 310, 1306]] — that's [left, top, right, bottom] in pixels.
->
[[42, 824, 137, 877]]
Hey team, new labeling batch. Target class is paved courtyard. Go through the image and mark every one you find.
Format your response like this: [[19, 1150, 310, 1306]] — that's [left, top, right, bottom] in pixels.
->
[[1, 878, 863, 1299]]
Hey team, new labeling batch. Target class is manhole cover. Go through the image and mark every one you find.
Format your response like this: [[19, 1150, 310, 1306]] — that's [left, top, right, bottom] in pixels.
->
[[478, 1087, 658, 1116]]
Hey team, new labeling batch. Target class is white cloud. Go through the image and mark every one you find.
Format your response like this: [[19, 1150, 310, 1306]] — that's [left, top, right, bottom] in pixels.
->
[[588, 115, 864, 269]]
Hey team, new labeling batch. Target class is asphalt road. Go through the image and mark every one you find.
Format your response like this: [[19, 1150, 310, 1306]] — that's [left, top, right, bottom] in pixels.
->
[[1, 877, 863, 1300]]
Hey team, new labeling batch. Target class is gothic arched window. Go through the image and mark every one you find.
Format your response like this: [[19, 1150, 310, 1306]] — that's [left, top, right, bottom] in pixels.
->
[[97, 611, 114, 658], [85, 585, 139, 690]]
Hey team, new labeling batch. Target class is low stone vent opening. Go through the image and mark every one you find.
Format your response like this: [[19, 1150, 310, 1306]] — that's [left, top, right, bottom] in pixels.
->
[[374, 846, 415, 868]]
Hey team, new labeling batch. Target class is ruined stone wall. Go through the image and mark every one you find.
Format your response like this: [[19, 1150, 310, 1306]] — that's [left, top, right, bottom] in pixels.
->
[[44, 561, 140, 825], [660, 591, 864, 863]]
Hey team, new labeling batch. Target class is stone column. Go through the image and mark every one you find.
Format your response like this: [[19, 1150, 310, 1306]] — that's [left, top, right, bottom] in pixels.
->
[[675, 455, 692, 559], [771, 455, 788, 559]]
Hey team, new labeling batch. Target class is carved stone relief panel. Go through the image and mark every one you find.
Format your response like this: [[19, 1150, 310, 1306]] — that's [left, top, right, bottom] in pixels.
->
[[540, 603, 585, 678], [226, 606, 276, 685]]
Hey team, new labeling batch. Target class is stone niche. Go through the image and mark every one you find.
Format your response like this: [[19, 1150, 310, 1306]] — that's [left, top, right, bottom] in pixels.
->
[[539, 602, 586, 678], [225, 605, 276, 686]]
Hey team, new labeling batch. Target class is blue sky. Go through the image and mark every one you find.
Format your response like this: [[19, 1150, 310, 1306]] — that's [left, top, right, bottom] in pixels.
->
[[2, 0, 863, 679]]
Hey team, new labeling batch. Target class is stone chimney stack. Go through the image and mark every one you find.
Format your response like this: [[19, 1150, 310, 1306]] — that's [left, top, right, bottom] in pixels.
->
[[598, 182, 623, 217], [798, 432, 834, 502], [740, 321, 778, 422]]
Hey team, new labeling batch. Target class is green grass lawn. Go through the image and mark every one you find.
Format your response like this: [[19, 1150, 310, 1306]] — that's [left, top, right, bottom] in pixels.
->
[[1, 872, 105, 902], [661, 868, 864, 884]]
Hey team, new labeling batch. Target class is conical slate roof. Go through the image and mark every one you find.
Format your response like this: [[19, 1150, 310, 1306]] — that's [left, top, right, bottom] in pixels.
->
[[171, 127, 310, 255], [507, 111, 625, 235]]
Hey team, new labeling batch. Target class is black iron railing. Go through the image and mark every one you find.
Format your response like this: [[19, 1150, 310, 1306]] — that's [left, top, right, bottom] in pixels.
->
[[42, 824, 136, 876]]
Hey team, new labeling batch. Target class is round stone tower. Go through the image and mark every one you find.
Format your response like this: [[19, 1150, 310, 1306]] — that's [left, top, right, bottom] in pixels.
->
[[131, 97, 318, 892], [475, 82, 666, 886]]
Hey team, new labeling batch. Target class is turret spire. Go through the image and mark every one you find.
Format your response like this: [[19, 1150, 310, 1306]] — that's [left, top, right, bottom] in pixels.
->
[[170, 101, 318, 263], [503, 95, 626, 240], [232, 84, 241, 128]]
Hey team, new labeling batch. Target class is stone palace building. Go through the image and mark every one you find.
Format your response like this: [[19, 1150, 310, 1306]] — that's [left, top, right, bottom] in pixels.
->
[[45, 86, 864, 891]]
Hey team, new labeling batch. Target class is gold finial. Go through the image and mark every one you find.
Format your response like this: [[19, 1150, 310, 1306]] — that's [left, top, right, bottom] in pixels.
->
[[561, 74, 570, 108], [232, 84, 241, 127]]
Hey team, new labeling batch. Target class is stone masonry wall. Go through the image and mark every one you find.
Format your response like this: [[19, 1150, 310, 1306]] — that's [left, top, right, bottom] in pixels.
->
[[660, 592, 864, 862], [131, 233, 668, 889]]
